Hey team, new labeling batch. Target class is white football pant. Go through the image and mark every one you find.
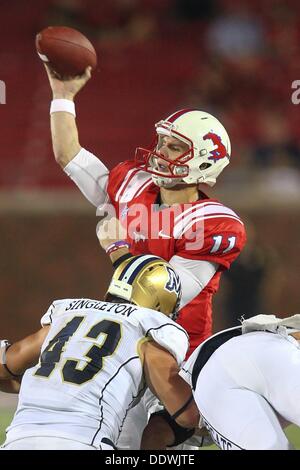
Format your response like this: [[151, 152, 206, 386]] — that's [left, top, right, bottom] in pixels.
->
[[193, 331, 300, 450]]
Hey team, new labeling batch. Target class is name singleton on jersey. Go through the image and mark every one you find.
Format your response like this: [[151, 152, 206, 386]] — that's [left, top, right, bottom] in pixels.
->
[[65, 299, 137, 317]]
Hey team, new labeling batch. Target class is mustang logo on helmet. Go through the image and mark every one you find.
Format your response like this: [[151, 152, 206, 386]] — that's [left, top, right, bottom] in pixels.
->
[[203, 132, 228, 162]]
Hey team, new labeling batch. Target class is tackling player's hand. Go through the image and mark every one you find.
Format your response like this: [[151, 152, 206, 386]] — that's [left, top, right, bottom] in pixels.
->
[[43, 63, 92, 100]]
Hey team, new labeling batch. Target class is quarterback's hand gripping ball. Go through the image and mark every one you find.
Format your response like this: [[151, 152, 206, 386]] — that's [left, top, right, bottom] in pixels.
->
[[36, 26, 97, 78]]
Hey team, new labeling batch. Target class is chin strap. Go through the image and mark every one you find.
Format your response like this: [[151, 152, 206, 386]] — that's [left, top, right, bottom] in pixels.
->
[[152, 175, 183, 188]]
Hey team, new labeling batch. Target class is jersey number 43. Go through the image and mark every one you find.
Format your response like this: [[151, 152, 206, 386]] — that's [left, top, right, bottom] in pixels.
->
[[34, 316, 121, 385]]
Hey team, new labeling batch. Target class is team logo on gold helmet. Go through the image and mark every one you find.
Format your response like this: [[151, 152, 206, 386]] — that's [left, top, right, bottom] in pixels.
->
[[105, 255, 181, 320]]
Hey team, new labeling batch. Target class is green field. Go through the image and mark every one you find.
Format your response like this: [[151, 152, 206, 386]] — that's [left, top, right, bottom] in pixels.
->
[[1, 408, 300, 449], [0, 409, 15, 445]]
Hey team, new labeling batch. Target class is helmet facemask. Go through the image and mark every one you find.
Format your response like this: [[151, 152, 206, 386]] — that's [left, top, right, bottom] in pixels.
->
[[135, 121, 193, 188]]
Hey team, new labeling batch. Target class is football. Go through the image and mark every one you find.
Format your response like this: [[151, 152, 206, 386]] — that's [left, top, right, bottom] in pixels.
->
[[35, 26, 97, 77]]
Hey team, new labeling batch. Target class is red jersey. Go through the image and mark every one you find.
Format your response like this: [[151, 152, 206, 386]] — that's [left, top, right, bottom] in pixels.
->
[[108, 161, 246, 355]]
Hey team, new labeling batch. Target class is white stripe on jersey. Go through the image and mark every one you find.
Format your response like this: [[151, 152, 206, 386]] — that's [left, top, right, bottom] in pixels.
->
[[174, 202, 223, 224], [204, 204, 242, 220], [173, 204, 243, 239], [115, 168, 139, 202], [134, 178, 152, 199], [116, 169, 151, 203], [174, 215, 243, 239]]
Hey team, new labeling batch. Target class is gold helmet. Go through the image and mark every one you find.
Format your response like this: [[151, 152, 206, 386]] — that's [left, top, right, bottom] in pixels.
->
[[105, 255, 182, 320]]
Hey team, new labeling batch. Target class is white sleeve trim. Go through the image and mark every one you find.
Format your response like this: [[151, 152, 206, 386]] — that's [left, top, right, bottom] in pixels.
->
[[64, 148, 110, 208], [147, 323, 189, 366], [169, 256, 218, 308], [135, 308, 189, 365], [40, 299, 69, 326], [179, 346, 201, 386]]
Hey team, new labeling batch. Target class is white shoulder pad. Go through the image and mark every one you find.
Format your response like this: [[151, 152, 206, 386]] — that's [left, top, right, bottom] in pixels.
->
[[242, 313, 300, 334], [135, 308, 189, 365], [40, 299, 72, 326]]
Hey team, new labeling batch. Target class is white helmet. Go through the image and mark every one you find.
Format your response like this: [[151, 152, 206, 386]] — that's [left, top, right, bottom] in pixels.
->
[[135, 108, 231, 188]]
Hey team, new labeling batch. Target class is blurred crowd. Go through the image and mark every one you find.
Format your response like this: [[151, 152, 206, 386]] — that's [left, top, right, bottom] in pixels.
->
[[1, 0, 300, 190], [46, 0, 300, 182]]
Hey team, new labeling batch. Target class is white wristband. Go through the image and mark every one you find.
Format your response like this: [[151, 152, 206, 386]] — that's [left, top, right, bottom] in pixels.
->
[[50, 99, 76, 117], [0, 340, 10, 365]]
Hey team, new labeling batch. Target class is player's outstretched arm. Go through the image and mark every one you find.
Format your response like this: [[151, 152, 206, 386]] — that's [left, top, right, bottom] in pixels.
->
[[0, 327, 49, 391], [44, 64, 110, 208], [142, 341, 199, 429], [44, 64, 92, 168]]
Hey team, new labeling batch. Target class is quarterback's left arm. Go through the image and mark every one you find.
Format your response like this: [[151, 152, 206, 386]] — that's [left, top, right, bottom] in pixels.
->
[[169, 256, 218, 308], [0, 326, 49, 387], [174, 216, 247, 304], [97, 216, 132, 264]]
